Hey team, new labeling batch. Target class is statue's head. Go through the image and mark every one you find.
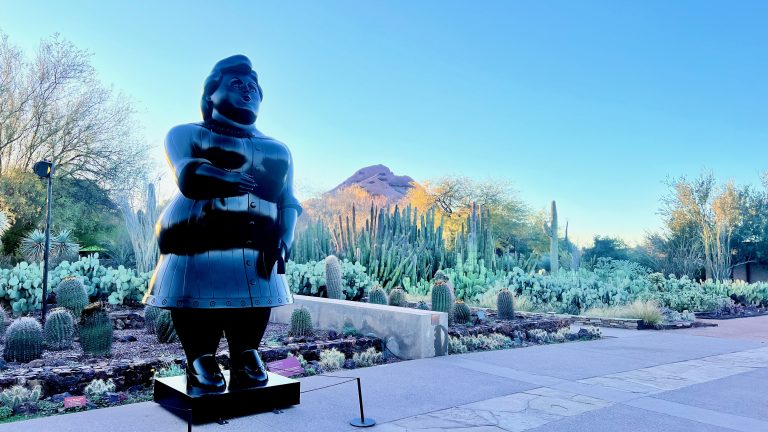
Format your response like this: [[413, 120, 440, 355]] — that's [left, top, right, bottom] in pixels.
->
[[202, 55, 263, 125]]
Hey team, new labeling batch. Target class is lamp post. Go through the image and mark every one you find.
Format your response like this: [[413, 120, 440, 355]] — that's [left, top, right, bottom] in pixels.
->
[[33, 160, 54, 326]]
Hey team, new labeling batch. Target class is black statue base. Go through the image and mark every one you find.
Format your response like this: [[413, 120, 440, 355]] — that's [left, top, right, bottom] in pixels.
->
[[154, 371, 300, 423]]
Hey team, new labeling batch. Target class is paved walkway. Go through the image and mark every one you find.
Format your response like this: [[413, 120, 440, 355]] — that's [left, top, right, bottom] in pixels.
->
[[1, 319, 766, 432]]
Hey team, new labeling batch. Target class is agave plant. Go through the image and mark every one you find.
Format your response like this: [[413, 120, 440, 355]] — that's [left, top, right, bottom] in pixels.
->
[[20, 229, 80, 263]]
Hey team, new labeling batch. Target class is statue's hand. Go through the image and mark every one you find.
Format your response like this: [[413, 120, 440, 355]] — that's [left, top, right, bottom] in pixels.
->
[[225, 171, 257, 194]]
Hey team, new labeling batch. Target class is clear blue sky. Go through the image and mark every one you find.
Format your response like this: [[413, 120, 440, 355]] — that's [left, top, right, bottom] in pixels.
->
[[2, 0, 766, 245]]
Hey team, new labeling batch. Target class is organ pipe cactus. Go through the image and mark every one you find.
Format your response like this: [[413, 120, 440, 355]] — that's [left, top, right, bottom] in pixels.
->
[[543, 200, 559, 274]]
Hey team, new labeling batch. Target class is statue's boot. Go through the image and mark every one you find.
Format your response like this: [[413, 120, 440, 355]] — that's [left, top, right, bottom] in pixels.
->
[[229, 349, 269, 390], [186, 354, 226, 394]]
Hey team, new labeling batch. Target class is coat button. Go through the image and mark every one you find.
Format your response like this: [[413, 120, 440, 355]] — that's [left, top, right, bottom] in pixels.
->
[[250, 202, 256, 208], [246, 240, 252, 245], [249, 221, 255, 225], [246, 260, 252, 266]]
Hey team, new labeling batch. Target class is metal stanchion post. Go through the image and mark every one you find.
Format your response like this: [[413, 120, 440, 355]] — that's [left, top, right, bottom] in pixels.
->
[[349, 378, 375, 428]]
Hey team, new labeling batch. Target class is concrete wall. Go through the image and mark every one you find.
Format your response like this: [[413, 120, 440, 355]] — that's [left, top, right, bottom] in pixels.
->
[[271, 295, 449, 360]]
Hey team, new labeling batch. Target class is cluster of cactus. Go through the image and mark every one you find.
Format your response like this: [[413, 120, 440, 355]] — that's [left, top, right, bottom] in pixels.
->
[[497, 289, 515, 319], [453, 202, 497, 272], [292, 204, 447, 289], [44, 308, 75, 350], [155, 310, 177, 343], [286, 259, 372, 301], [324, 255, 344, 300], [3, 317, 43, 362], [368, 286, 388, 305], [0, 385, 41, 412], [80, 302, 112, 356], [144, 305, 162, 334], [55, 277, 89, 318], [388, 287, 406, 306], [290, 307, 313, 337], [431, 281, 454, 316], [454, 301, 471, 324]]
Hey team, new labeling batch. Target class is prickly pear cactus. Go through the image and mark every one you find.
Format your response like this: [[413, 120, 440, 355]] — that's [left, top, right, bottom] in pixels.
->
[[368, 286, 388, 305], [155, 310, 177, 343], [55, 277, 89, 318], [290, 307, 313, 337], [324, 255, 344, 300], [80, 303, 113, 356], [497, 289, 515, 320], [3, 317, 43, 362], [388, 288, 406, 307], [454, 301, 471, 324], [44, 308, 75, 350]]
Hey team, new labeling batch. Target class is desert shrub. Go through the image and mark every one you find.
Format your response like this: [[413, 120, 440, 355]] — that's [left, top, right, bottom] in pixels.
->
[[318, 348, 346, 371], [154, 361, 185, 378], [0, 385, 41, 412], [352, 348, 382, 367], [84, 378, 116, 402]]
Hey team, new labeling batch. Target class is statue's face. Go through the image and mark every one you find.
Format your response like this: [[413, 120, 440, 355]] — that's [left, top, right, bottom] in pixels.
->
[[210, 72, 261, 125]]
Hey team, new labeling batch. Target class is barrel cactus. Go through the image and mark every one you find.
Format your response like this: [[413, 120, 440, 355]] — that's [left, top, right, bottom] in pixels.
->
[[3, 317, 43, 362], [44, 308, 75, 350], [368, 286, 388, 305], [144, 305, 161, 334], [55, 277, 89, 318], [497, 289, 515, 320], [431, 281, 453, 316], [388, 288, 406, 307], [156, 310, 177, 343], [324, 255, 344, 300], [454, 301, 471, 324], [290, 307, 313, 337], [80, 303, 113, 356]]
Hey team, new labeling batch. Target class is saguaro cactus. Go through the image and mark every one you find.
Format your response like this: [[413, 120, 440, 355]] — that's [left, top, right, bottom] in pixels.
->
[[543, 200, 559, 274]]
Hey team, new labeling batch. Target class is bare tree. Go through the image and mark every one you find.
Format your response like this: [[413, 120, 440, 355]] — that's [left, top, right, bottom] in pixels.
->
[[0, 32, 148, 192], [661, 174, 742, 281]]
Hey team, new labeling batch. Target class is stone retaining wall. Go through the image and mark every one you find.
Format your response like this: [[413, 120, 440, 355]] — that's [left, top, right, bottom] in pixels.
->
[[0, 337, 381, 398]]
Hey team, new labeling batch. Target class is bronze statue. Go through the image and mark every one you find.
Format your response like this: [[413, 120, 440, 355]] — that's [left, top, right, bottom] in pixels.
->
[[143, 55, 301, 394]]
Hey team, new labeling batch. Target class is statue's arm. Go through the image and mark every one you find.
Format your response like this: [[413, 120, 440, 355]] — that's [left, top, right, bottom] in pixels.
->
[[165, 126, 255, 200], [277, 149, 302, 255]]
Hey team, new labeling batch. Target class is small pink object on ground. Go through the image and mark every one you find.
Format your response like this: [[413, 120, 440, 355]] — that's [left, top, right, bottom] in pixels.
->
[[63, 396, 87, 408], [266, 357, 303, 377]]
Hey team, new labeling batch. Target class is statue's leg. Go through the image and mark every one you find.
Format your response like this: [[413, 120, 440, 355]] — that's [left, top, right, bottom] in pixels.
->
[[225, 308, 271, 389], [171, 308, 226, 393]]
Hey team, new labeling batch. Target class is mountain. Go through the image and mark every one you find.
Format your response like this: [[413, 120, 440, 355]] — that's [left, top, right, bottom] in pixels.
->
[[329, 164, 415, 202]]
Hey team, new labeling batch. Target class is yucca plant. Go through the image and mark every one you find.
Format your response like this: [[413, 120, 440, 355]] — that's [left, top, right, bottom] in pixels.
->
[[50, 229, 80, 261], [20, 229, 80, 263]]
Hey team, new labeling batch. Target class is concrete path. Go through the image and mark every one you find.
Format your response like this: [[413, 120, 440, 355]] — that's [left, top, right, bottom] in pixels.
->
[[1, 320, 766, 432]]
